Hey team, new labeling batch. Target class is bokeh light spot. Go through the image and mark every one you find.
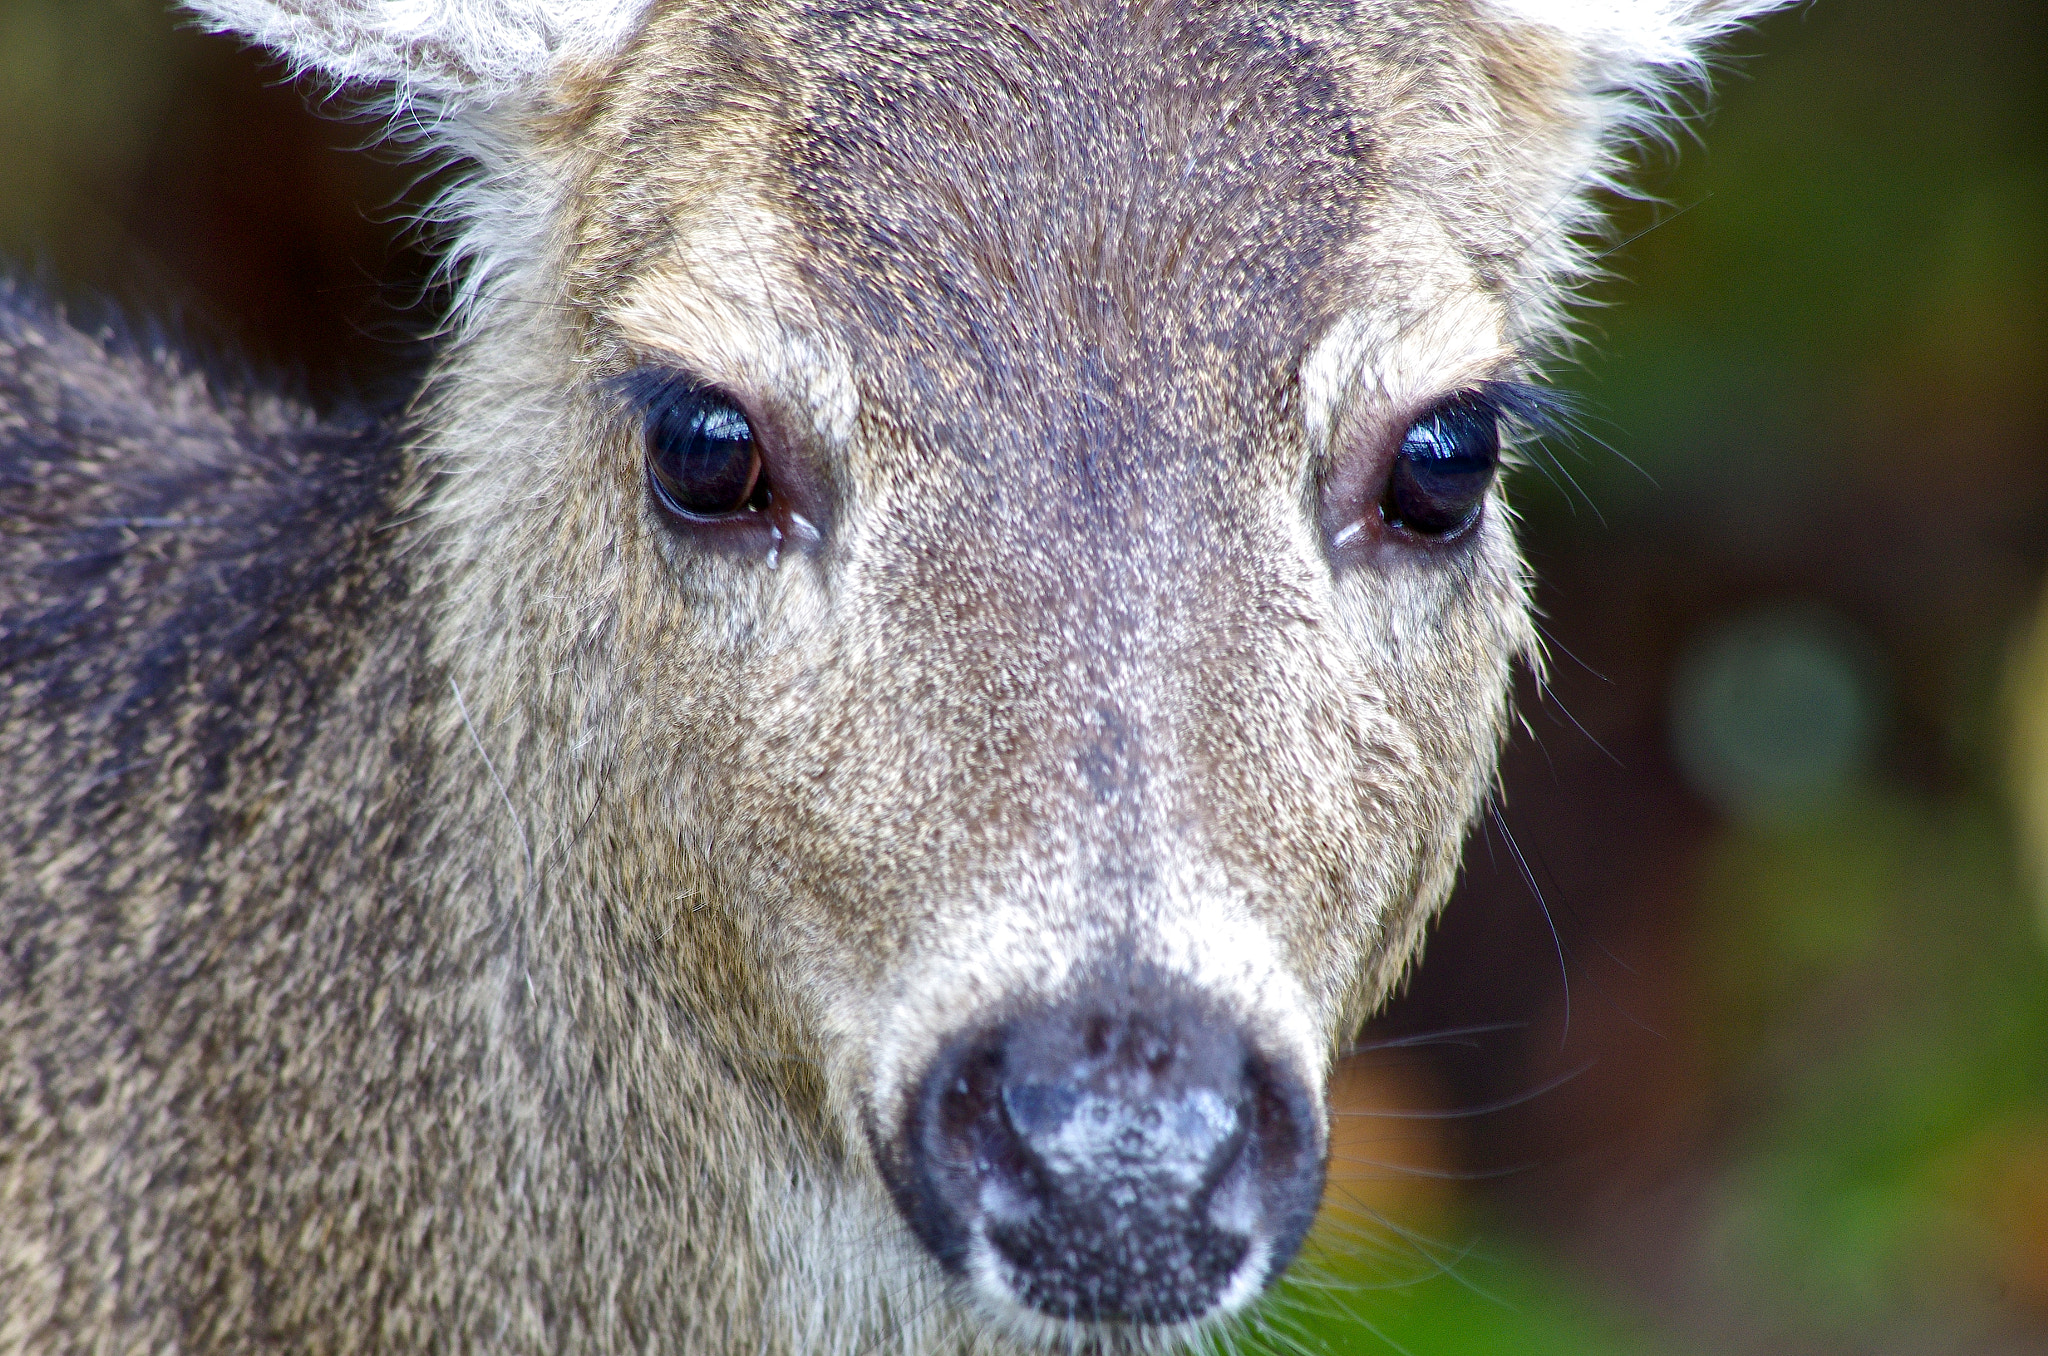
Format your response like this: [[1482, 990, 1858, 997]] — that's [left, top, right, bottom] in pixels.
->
[[1672, 606, 1885, 823]]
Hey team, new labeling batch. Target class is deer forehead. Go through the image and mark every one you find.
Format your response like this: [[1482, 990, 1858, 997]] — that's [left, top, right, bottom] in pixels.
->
[[567, 0, 1532, 444], [606, 213, 1507, 473]]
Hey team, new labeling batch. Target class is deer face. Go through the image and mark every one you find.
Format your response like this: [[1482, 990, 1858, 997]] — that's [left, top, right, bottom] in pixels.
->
[[530, 3, 1538, 1333], [189, 0, 1785, 1343]]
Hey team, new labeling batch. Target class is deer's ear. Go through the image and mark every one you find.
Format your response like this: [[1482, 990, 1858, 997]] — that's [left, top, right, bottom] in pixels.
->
[[183, 0, 653, 102], [1479, 0, 1794, 81]]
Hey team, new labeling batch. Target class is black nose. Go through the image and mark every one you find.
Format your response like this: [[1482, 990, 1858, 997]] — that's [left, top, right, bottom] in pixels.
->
[[885, 984, 1324, 1326]]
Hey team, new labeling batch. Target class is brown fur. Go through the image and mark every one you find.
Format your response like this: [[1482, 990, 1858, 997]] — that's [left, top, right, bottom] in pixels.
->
[[1, 1, 1778, 1350]]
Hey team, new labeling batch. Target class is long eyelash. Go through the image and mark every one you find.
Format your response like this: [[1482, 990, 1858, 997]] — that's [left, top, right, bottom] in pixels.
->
[[604, 365, 710, 438], [1470, 378, 1579, 443], [1468, 378, 1602, 512]]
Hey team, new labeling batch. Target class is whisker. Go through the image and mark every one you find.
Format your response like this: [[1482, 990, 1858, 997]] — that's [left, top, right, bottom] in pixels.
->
[[1488, 802, 1572, 1051], [1330, 1059, 1595, 1122], [1340, 1020, 1528, 1058]]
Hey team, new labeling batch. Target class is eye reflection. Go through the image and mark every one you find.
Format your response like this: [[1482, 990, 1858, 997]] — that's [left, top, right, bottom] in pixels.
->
[[634, 376, 769, 520], [1381, 393, 1501, 536]]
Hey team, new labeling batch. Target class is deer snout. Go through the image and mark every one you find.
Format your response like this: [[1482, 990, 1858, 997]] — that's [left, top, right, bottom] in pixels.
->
[[888, 985, 1325, 1330]]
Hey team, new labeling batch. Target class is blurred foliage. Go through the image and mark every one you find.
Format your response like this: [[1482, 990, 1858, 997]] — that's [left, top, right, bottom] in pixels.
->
[[0, 0, 427, 389], [2009, 593, 2048, 947], [0, 0, 187, 284], [1697, 790, 2048, 1342], [1532, 0, 2045, 528], [1251, 1244, 1666, 1356]]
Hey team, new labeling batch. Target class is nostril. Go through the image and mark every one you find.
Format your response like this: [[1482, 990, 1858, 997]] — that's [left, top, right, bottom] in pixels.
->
[[1083, 1014, 1111, 1057], [938, 1044, 1002, 1146], [1246, 1052, 1313, 1167]]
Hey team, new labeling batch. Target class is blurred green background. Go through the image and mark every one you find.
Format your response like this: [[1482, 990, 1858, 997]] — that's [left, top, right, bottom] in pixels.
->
[[4, 0, 2043, 1351]]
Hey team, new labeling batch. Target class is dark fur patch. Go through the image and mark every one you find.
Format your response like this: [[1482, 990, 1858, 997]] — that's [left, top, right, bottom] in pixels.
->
[[0, 281, 408, 854], [0, 280, 444, 1346]]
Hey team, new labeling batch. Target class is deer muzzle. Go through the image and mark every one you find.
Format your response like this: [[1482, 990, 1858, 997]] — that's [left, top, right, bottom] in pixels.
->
[[884, 975, 1325, 1330]]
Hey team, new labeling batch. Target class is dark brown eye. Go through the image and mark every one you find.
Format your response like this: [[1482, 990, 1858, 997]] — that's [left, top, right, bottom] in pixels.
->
[[1381, 392, 1500, 536], [642, 382, 769, 519]]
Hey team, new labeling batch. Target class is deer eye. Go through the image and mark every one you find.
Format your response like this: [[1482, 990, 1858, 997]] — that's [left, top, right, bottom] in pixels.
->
[[1381, 392, 1500, 536], [643, 383, 769, 519]]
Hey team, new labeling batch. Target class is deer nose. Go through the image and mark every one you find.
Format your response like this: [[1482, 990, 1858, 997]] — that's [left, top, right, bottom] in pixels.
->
[[890, 987, 1324, 1327]]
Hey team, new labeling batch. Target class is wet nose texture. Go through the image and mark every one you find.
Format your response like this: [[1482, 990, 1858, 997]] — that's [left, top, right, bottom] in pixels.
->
[[888, 987, 1325, 1326]]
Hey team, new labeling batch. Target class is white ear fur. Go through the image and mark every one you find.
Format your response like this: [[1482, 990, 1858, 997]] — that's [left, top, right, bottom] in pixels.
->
[[1480, 0, 1795, 84], [183, 0, 654, 103]]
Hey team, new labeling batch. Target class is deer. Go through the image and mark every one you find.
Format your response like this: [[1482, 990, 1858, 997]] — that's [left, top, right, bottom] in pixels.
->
[[0, 0, 1785, 1351]]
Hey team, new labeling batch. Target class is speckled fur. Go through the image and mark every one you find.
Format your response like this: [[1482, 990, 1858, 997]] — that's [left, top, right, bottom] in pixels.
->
[[3, 1, 1784, 1351]]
